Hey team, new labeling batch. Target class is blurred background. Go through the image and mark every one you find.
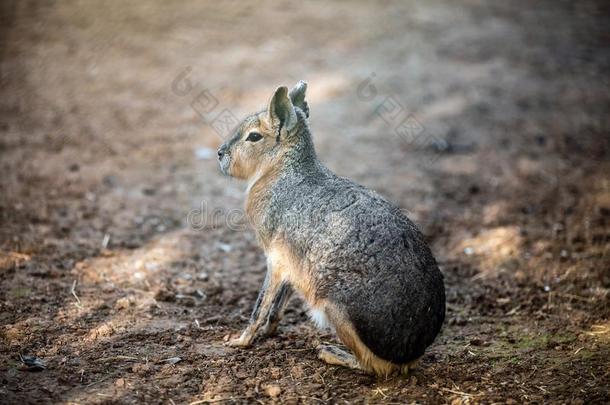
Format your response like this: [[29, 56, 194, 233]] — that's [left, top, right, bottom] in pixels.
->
[[1, 1, 608, 403]]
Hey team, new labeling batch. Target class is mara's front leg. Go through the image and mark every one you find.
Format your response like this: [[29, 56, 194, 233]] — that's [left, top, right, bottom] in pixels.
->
[[227, 260, 290, 347]]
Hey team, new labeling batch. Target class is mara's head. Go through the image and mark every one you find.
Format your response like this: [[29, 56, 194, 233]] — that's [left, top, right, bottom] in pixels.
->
[[217, 81, 310, 180]]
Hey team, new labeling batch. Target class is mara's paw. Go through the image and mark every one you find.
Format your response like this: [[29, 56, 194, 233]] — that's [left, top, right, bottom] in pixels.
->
[[316, 344, 361, 370], [225, 332, 252, 348], [400, 357, 420, 376]]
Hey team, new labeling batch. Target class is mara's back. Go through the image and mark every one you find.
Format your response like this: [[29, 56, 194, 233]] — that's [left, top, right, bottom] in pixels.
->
[[265, 163, 446, 364]]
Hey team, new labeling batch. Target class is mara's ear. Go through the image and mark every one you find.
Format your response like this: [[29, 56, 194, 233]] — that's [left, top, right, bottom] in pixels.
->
[[289, 81, 309, 118], [267, 86, 297, 131]]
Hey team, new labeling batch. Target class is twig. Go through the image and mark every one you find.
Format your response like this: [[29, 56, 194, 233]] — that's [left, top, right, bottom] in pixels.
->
[[555, 292, 591, 302], [95, 355, 140, 363], [203, 315, 223, 324], [574, 347, 585, 355], [587, 324, 609, 336], [71, 280, 82, 308], [373, 387, 388, 398], [284, 396, 325, 403], [440, 387, 476, 397]]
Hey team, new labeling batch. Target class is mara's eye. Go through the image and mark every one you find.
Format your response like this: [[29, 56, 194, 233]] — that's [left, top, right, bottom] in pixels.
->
[[245, 132, 263, 142]]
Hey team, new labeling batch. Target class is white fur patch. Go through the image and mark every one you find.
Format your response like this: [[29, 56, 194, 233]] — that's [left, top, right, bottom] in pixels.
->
[[309, 308, 330, 330]]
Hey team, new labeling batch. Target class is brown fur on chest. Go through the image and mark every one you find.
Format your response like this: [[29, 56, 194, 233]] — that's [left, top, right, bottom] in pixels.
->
[[267, 238, 318, 305], [245, 165, 279, 247]]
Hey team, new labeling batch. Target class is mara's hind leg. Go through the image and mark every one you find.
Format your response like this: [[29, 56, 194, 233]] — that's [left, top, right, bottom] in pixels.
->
[[322, 303, 401, 377], [399, 357, 420, 376], [317, 344, 361, 371]]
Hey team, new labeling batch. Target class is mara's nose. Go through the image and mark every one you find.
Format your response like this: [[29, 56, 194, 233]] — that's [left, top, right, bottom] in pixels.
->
[[217, 145, 227, 159]]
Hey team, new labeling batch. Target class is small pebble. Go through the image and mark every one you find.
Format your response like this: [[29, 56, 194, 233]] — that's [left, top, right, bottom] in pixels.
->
[[265, 384, 281, 398], [160, 357, 182, 365], [115, 297, 132, 310]]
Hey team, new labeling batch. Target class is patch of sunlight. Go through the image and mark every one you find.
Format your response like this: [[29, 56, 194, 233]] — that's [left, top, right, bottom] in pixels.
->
[[454, 226, 523, 274], [75, 229, 192, 287], [0, 251, 31, 271]]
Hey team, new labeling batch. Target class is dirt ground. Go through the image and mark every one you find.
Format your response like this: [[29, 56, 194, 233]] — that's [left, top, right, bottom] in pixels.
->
[[1, 1, 609, 403]]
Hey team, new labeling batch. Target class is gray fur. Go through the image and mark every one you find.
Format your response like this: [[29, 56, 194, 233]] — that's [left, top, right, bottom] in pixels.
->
[[219, 82, 445, 364]]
